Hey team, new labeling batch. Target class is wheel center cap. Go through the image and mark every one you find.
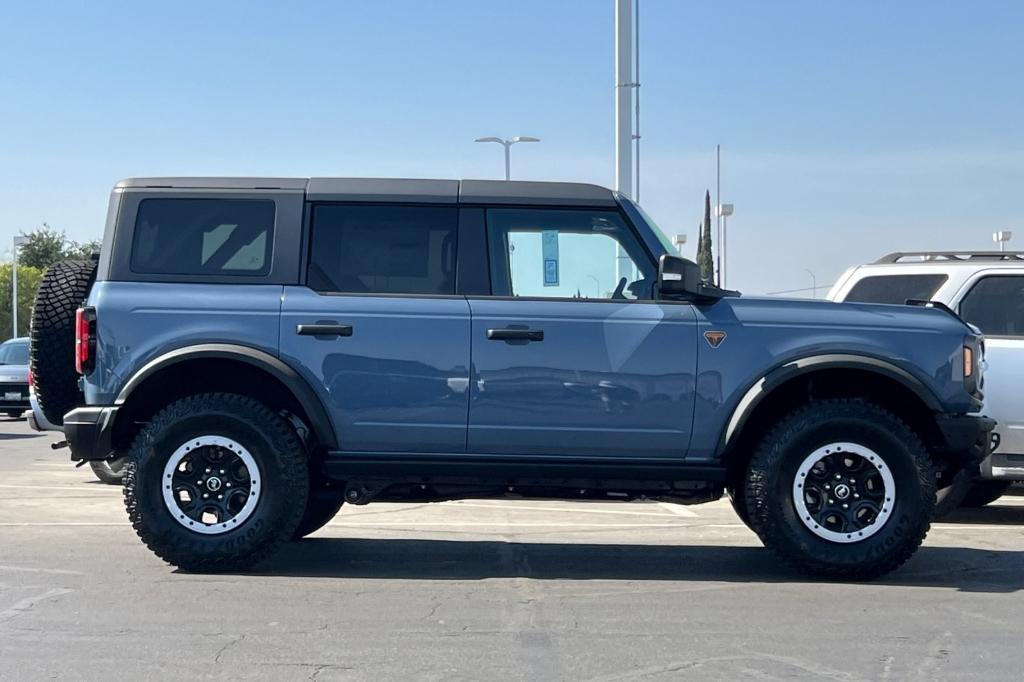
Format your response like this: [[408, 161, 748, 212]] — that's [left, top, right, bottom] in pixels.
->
[[833, 483, 851, 500], [206, 476, 223, 492]]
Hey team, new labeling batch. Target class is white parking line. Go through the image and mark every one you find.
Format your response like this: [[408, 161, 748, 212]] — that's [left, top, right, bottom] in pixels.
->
[[0, 484, 112, 492], [0, 565, 83, 575], [330, 522, 691, 528], [0, 588, 73, 625], [656, 502, 699, 518], [0, 523, 126, 527]]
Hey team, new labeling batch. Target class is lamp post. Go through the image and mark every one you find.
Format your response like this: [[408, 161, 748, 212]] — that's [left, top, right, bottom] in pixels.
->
[[12, 235, 27, 338], [993, 230, 1013, 253], [474, 136, 541, 181], [805, 269, 817, 299], [716, 203, 734, 287], [673, 233, 687, 256]]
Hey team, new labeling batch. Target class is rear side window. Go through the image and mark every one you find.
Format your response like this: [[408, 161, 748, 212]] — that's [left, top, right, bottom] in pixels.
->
[[960, 276, 1024, 337], [843, 274, 947, 304], [307, 204, 458, 295], [131, 199, 275, 276]]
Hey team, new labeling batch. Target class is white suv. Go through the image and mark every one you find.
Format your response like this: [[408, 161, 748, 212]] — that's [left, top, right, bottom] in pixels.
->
[[829, 251, 1022, 513]]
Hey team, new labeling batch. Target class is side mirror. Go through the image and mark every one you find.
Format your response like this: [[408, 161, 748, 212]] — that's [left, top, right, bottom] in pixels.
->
[[658, 255, 731, 301]]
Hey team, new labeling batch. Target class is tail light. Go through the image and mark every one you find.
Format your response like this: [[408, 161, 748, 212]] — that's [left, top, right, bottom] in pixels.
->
[[75, 307, 97, 375], [27, 369, 33, 388]]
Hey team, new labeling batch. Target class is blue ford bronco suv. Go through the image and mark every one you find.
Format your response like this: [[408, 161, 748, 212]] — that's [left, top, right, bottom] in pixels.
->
[[35, 177, 993, 579]]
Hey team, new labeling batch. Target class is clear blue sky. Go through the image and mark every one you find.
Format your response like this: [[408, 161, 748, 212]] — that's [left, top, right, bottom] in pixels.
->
[[1, 0, 1021, 294]]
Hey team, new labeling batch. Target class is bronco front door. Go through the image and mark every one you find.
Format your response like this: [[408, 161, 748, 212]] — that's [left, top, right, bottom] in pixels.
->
[[467, 207, 698, 459]]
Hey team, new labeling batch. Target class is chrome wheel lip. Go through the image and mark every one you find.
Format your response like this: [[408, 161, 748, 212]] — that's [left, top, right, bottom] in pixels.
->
[[161, 435, 261, 535], [792, 441, 896, 544]]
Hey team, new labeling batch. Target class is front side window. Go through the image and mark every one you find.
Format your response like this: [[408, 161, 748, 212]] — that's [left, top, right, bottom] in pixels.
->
[[959, 276, 1024, 337], [307, 204, 458, 295], [843, 274, 948, 304], [487, 209, 655, 300], [130, 199, 275, 276]]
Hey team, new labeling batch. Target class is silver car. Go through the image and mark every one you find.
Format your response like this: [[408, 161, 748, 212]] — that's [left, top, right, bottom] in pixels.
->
[[829, 251, 1023, 510], [0, 337, 30, 419]]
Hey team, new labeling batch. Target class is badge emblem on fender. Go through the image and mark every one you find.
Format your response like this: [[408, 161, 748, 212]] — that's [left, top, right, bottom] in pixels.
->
[[704, 331, 727, 348]]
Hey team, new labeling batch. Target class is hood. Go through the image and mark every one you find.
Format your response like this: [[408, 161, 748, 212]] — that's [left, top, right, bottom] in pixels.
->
[[723, 296, 973, 336]]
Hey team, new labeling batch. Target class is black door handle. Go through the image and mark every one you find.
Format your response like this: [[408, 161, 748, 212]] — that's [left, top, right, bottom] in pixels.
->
[[486, 328, 544, 342], [296, 323, 353, 337]]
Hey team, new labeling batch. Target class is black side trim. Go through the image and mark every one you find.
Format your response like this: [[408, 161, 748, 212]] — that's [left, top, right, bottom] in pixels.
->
[[323, 453, 726, 482], [719, 353, 945, 457], [116, 344, 337, 449]]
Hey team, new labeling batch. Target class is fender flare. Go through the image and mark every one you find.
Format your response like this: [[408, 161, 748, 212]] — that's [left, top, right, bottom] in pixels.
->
[[718, 353, 943, 458], [115, 343, 338, 449]]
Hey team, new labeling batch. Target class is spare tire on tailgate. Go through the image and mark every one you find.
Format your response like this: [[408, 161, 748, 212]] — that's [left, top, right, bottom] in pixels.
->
[[30, 258, 97, 426]]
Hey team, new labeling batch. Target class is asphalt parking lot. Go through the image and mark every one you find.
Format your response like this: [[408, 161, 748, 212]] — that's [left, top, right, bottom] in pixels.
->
[[1, 419, 1022, 680]]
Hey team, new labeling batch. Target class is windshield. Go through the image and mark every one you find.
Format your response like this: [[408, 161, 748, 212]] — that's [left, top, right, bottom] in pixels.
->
[[0, 341, 29, 365], [618, 196, 676, 255]]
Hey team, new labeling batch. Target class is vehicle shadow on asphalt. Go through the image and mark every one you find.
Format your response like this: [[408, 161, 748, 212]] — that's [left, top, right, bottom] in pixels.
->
[[0, 433, 42, 440], [245, 540, 1024, 593], [940, 503, 1024, 526]]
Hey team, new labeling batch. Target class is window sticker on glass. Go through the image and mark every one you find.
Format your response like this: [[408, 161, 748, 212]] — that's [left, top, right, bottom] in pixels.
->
[[542, 230, 559, 286]]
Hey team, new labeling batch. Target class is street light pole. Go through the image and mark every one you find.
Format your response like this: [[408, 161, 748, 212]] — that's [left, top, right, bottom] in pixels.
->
[[805, 269, 817, 299], [474, 136, 541, 181], [716, 203, 734, 288], [993, 230, 1013, 253], [12, 235, 27, 338]]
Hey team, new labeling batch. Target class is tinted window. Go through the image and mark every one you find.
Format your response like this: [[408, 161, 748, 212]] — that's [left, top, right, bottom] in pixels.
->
[[844, 274, 947, 304], [487, 209, 655, 299], [960, 276, 1024, 336], [308, 205, 457, 295], [0, 341, 28, 365], [131, 199, 275, 276]]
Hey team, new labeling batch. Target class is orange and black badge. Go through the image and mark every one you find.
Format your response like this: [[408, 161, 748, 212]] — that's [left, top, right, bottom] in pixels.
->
[[704, 330, 727, 348]]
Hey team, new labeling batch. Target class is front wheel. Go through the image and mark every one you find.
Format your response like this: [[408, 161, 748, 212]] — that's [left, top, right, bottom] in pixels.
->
[[745, 400, 934, 580], [124, 393, 308, 572]]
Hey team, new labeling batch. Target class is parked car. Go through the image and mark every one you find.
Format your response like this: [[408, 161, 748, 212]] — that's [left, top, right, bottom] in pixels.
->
[[829, 251, 1022, 514], [37, 177, 992, 579], [0, 337, 30, 419]]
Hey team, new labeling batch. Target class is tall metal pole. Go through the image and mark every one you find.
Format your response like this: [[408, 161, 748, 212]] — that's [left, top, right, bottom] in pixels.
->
[[716, 144, 721, 284], [615, 0, 635, 285], [615, 0, 634, 200], [11, 245, 17, 339], [504, 143, 511, 181], [634, 0, 640, 202]]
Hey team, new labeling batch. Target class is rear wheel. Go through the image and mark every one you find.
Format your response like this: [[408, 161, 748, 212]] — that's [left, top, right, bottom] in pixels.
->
[[124, 393, 308, 572], [5, 410, 24, 419], [30, 259, 97, 426], [745, 400, 934, 580], [961, 480, 1012, 508], [292, 487, 345, 540], [89, 457, 127, 485]]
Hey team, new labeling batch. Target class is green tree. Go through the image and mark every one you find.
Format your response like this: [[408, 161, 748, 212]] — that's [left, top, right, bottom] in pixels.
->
[[17, 224, 68, 270], [697, 190, 715, 284], [0, 263, 45, 342], [65, 239, 102, 260]]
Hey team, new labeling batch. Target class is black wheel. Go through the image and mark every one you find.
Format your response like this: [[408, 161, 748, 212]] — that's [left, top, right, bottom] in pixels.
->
[[89, 457, 127, 485], [745, 400, 934, 580], [124, 393, 308, 572], [727, 485, 751, 527], [931, 464, 974, 519], [5, 410, 24, 419], [960, 480, 1012, 508], [30, 259, 97, 426], [292, 487, 345, 540]]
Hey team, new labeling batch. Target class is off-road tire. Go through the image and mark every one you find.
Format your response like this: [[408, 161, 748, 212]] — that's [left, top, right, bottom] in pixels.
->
[[292, 488, 345, 540], [124, 393, 308, 572], [745, 400, 934, 580], [727, 485, 751, 527], [931, 466, 974, 518], [960, 480, 1012, 508], [30, 259, 97, 426], [89, 457, 127, 485]]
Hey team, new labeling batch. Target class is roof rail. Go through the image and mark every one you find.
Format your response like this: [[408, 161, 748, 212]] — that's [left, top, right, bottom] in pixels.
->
[[874, 251, 1024, 264]]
